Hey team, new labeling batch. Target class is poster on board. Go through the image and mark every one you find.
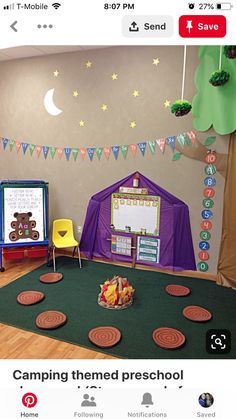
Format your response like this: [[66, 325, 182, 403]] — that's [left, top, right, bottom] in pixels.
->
[[111, 235, 132, 256], [137, 236, 160, 263], [3, 187, 45, 244], [111, 193, 160, 236]]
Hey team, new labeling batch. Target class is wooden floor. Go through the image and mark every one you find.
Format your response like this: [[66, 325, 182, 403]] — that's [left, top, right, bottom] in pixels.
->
[[0, 258, 116, 359]]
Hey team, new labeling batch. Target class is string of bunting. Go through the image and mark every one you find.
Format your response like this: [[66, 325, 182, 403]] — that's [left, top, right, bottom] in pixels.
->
[[0, 130, 196, 162]]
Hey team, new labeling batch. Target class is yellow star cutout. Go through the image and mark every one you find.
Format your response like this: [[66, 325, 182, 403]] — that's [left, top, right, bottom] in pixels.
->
[[153, 58, 160, 66], [79, 120, 85, 127], [132, 90, 140, 98], [164, 100, 171, 108], [111, 73, 118, 81], [53, 70, 59, 77], [101, 104, 108, 111], [86, 61, 92, 68], [130, 121, 136, 129], [73, 90, 79, 97]]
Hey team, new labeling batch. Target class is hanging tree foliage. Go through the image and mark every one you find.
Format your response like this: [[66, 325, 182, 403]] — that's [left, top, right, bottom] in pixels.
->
[[192, 46, 236, 135]]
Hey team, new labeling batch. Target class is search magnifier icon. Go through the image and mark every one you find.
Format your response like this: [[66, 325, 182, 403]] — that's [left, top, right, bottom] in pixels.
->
[[215, 337, 222, 346]]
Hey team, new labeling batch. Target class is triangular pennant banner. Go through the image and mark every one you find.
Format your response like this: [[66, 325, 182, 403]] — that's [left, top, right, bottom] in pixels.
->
[[29, 144, 35, 156], [121, 145, 128, 159], [2, 138, 9, 150], [57, 148, 63, 159], [87, 147, 95, 162], [103, 147, 110, 160], [15, 141, 21, 153], [148, 140, 156, 155], [187, 130, 196, 145], [9, 139, 15, 152], [64, 147, 72, 161], [22, 143, 29, 155], [50, 147, 57, 159], [112, 145, 120, 160], [130, 144, 137, 156], [43, 146, 49, 159], [177, 133, 186, 147], [96, 147, 103, 160], [36, 145, 42, 157], [166, 136, 176, 152], [71, 148, 79, 161], [156, 138, 166, 153], [80, 148, 86, 160], [138, 142, 147, 156], [184, 133, 191, 146]]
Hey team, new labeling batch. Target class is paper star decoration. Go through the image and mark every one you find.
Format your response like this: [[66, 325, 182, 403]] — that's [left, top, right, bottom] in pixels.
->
[[86, 61, 92, 68], [79, 120, 85, 127], [73, 91, 79, 97], [153, 58, 160, 66], [111, 73, 118, 81], [132, 90, 140, 98], [53, 70, 59, 77], [164, 100, 171, 108], [130, 121, 136, 129], [101, 104, 108, 111]]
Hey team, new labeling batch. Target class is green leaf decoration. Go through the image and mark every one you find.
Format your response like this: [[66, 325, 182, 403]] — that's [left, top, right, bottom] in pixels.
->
[[184, 135, 191, 146], [172, 152, 182, 161], [205, 136, 216, 146]]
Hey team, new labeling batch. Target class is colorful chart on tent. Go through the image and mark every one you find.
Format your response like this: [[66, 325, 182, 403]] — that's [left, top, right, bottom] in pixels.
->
[[17, 291, 45, 305], [88, 326, 122, 348], [165, 284, 190, 296], [152, 327, 186, 349], [36, 311, 67, 329], [183, 305, 212, 322], [39, 272, 63, 283]]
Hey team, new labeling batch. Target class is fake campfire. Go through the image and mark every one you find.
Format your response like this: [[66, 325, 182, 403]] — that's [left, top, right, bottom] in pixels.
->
[[98, 276, 135, 309]]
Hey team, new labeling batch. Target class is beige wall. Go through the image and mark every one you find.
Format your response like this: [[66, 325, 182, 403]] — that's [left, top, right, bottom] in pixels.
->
[[0, 46, 229, 273]]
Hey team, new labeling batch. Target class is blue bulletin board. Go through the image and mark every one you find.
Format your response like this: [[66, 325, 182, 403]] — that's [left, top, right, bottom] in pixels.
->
[[0, 180, 49, 271]]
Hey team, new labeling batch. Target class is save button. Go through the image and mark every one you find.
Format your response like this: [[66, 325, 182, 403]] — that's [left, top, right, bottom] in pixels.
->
[[179, 15, 226, 38]]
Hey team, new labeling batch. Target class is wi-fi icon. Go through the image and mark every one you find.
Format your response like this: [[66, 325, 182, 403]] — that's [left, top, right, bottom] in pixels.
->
[[52, 2, 61, 9]]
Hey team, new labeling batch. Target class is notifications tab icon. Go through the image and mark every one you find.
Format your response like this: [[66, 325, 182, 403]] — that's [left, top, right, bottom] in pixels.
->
[[179, 15, 226, 37]]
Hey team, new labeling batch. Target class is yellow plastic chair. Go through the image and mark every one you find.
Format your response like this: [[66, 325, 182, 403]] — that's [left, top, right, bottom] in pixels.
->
[[52, 219, 82, 272]]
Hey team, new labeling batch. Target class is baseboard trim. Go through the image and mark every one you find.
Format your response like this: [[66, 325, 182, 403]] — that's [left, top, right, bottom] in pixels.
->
[[57, 249, 217, 282]]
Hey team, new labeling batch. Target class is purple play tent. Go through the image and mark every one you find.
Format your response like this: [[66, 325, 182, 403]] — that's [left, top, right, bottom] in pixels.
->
[[80, 172, 196, 271]]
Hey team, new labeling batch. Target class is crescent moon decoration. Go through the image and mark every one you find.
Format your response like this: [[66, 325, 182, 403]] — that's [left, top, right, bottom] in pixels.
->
[[44, 88, 63, 116]]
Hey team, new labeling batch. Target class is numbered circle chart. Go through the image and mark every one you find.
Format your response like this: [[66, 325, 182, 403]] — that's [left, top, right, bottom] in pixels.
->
[[199, 241, 210, 251], [204, 177, 216, 187], [205, 153, 217, 164], [205, 164, 217, 175], [198, 157, 217, 273], [198, 251, 210, 261], [197, 261, 209, 272], [201, 209, 213, 219], [200, 231, 211, 241], [203, 198, 214, 209], [201, 220, 212, 230], [203, 188, 215, 198]]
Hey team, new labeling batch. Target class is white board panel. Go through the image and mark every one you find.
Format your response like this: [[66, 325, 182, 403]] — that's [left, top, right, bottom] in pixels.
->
[[3, 187, 45, 243], [111, 194, 160, 235]]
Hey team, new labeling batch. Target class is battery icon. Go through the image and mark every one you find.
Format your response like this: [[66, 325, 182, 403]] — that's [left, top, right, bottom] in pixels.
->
[[216, 2, 233, 9]]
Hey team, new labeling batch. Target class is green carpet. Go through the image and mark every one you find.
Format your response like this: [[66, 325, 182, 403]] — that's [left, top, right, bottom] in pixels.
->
[[0, 256, 235, 359]]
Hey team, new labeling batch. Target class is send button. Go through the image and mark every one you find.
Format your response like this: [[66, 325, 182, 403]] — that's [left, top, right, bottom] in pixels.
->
[[123, 16, 173, 37]]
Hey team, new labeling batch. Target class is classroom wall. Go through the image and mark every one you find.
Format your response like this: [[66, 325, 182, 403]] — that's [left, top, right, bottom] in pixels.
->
[[0, 46, 229, 273]]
